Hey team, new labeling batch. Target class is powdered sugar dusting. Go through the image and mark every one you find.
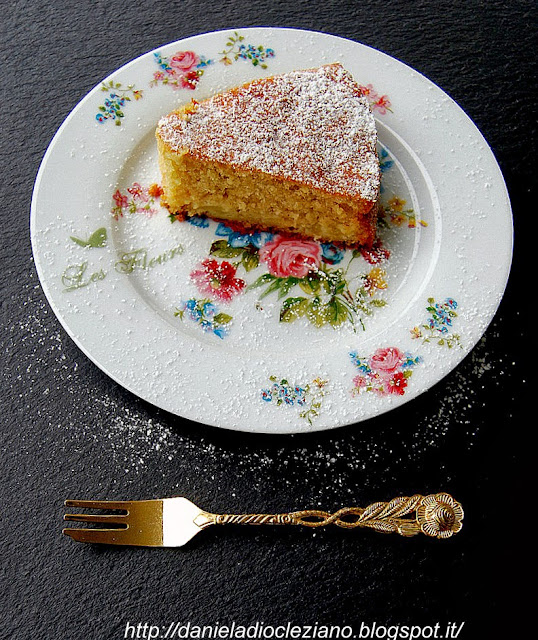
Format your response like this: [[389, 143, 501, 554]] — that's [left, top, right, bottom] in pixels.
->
[[157, 64, 380, 201]]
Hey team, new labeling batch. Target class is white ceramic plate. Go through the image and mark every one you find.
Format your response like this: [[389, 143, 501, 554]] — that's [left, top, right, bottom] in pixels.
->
[[31, 28, 513, 434]]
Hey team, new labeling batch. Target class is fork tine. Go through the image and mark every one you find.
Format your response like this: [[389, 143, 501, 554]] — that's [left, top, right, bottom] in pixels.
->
[[64, 513, 128, 526], [63, 527, 129, 545], [64, 499, 130, 510]]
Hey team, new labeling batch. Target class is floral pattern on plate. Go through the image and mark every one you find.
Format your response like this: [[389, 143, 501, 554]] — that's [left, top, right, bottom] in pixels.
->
[[95, 31, 275, 124], [220, 31, 275, 68], [182, 220, 398, 331], [379, 196, 428, 229], [411, 297, 462, 348], [96, 81, 143, 126], [150, 31, 275, 92], [150, 51, 213, 90], [261, 376, 328, 424], [111, 183, 163, 219], [350, 347, 422, 397], [190, 258, 246, 303], [175, 298, 233, 339], [358, 83, 392, 114]]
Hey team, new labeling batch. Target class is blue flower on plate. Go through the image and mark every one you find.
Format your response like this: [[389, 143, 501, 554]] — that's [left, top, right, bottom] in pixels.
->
[[321, 243, 345, 265], [378, 148, 394, 194], [294, 386, 307, 406], [187, 215, 210, 228], [184, 298, 202, 321], [213, 325, 229, 339], [201, 301, 217, 320], [154, 52, 172, 71], [177, 298, 231, 339], [379, 148, 394, 173], [349, 352, 371, 373], [401, 353, 422, 369], [215, 222, 273, 248], [196, 56, 213, 69]]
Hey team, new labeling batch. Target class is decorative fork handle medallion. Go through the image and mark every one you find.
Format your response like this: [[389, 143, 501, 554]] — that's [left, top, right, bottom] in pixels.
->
[[205, 493, 463, 539]]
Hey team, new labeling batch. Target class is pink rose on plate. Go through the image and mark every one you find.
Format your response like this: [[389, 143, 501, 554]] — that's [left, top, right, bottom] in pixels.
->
[[170, 51, 200, 73], [259, 235, 321, 278], [369, 347, 404, 377]]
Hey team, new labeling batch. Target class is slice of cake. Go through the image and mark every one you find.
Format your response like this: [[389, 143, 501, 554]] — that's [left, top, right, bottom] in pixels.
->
[[156, 63, 380, 246]]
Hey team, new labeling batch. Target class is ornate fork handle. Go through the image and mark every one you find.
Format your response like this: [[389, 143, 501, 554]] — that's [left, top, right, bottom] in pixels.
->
[[205, 493, 463, 539]]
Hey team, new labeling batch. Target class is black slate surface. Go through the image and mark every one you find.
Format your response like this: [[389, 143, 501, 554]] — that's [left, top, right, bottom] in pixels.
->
[[1, 1, 533, 638]]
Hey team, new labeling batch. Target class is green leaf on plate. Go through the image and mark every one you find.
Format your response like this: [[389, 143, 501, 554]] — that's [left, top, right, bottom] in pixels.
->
[[209, 240, 243, 258], [279, 296, 308, 323]]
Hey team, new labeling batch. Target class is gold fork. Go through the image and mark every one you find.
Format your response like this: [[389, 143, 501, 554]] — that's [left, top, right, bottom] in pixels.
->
[[63, 493, 463, 546]]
